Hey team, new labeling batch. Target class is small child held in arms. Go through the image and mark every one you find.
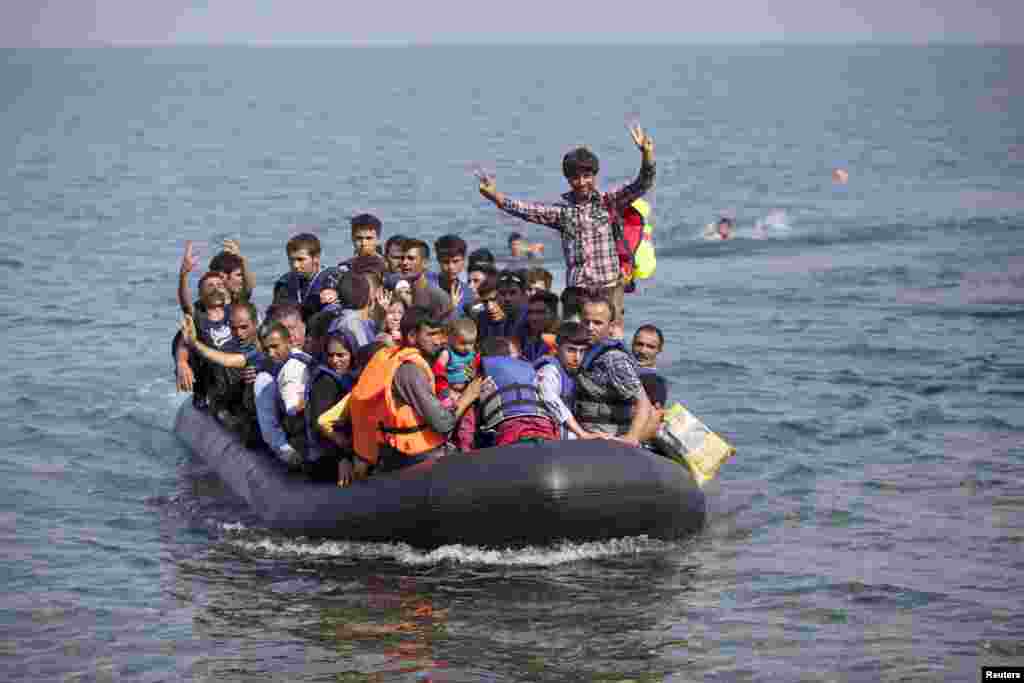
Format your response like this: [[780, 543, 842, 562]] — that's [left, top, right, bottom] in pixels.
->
[[435, 318, 479, 400]]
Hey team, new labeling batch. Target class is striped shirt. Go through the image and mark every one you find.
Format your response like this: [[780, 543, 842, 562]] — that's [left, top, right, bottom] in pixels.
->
[[498, 159, 655, 288]]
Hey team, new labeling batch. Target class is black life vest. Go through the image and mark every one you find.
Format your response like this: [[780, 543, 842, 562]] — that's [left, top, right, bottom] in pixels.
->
[[575, 340, 636, 432], [304, 364, 355, 455]]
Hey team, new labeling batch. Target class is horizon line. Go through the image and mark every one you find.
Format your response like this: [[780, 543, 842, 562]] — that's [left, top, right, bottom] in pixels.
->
[[3, 39, 1022, 49]]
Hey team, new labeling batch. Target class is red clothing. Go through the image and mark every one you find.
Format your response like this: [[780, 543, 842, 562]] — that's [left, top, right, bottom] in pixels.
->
[[494, 416, 558, 446]]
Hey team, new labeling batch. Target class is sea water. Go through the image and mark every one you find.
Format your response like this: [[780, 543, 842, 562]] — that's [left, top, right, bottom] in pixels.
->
[[1, 45, 1022, 681]]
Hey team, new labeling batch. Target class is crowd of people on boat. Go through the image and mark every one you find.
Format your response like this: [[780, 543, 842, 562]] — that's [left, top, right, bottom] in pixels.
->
[[173, 124, 672, 486]]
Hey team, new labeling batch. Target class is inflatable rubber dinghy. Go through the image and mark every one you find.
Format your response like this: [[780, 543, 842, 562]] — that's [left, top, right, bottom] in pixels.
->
[[174, 402, 706, 548]]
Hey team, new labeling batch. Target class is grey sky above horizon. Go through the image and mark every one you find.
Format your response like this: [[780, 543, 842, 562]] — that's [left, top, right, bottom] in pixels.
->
[[3, 0, 1021, 47]]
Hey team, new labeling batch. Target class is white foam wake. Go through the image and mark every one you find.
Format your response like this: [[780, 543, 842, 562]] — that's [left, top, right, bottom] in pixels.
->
[[218, 523, 676, 566]]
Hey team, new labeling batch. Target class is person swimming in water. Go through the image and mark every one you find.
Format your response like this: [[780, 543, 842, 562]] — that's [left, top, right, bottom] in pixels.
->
[[703, 217, 734, 241]]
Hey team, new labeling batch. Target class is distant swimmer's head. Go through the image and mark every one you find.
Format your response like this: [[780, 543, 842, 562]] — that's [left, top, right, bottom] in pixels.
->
[[563, 147, 600, 197], [716, 217, 734, 240]]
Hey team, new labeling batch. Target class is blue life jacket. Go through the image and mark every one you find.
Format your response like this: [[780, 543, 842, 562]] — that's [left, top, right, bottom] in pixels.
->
[[477, 356, 552, 433], [327, 311, 377, 351], [303, 364, 355, 457], [533, 356, 575, 412], [576, 339, 636, 432]]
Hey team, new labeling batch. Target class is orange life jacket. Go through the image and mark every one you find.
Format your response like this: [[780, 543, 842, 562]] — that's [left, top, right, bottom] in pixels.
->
[[349, 346, 446, 465]]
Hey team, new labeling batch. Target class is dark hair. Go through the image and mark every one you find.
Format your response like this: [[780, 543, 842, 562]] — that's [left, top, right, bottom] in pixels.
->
[[435, 234, 467, 259], [351, 213, 382, 236], [476, 280, 498, 300], [525, 266, 553, 290], [581, 294, 616, 322], [717, 217, 734, 226], [528, 290, 559, 318], [308, 307, 342, 340], [468, 247, 495, 267], [634, 324, 664, 350], [468, 261, 498, 277], [497, 269, 526, 291], [208, 251, 243, 275], [508, 232, 524, 247], [338, 271, 371, 310], [287, 232, 321, 257], [641, 373, 669, 408], [562, 147, 599, 179], [348, 254, 387, 280], [480, 336, 512, 358], [385, 234, 409, 254], [257, 320, 290, 343], [231, 302, 259, 324], [556, 321, 590, 347], [402, 238, 430, 260], [266, 302, 303, 323], [560, 286, 587, 320], [197, 271, 222, 292], [400, 306, 442, 339], [324, 331, 358, 361]]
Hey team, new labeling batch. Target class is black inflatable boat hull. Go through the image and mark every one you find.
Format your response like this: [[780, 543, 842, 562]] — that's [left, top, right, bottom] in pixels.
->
[[173, 402, 706, 547]]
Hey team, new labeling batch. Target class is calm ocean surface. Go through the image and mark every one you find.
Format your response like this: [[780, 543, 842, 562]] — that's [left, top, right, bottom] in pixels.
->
[[1, 45, 1022, 681]]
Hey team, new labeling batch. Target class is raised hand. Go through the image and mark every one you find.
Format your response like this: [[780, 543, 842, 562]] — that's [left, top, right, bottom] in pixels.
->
[[176, 362, 195, 393], [181, 315, 198, 346], [320, 287, 339, 305], [222, 238, 241, 256], [376, 288, 392, 310], [181, 241, 198, 274], [478, 175, 499, 202], [629, 123, 654, 156]]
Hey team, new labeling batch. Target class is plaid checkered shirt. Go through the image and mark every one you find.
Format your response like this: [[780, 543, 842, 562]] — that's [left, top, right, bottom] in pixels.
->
[[498, 158, 656, 289]]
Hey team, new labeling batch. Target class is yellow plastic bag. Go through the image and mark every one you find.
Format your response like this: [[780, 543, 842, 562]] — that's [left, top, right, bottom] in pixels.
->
[[654, 403, 735, 488], [316, 394, 351, 437]]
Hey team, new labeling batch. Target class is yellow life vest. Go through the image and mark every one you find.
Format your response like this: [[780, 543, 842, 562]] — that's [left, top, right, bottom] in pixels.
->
[[620, 198, 656, 286], [631, 198, 656, 281]]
